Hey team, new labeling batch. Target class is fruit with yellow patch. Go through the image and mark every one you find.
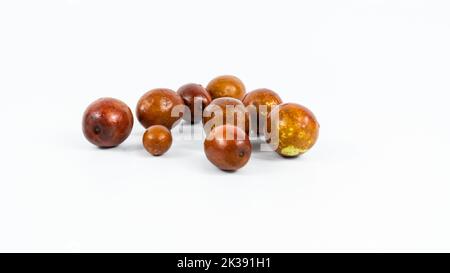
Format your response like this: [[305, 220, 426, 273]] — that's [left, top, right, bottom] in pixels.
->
[[266, 103, 319, 157]]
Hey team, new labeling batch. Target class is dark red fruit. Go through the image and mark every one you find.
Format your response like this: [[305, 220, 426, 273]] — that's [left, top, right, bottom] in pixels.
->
[[82, 97, 134, 148], [177, 83, 212, 124], [204, 125, 252, 171]]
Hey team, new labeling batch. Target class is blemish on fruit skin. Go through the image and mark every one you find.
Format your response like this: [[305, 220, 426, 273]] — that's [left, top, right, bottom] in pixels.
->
[[281, 145, 304, 156]]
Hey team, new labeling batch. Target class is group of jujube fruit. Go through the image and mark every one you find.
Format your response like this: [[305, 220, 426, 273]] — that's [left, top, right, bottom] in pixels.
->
[[82, 75, 319, 171]]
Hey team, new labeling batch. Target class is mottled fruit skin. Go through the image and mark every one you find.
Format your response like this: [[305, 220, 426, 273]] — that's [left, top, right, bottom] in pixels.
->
[[204, 125, 252, 171], [267, 103, 319, 157], [242, 88, 282, 134], [136, 88, 184, 129], [206, 75, 246, 100], [177, 83, 212, 124], [142, 125, 172, 156], [202, 97, 249, 135], [82, 97, 134, 148]]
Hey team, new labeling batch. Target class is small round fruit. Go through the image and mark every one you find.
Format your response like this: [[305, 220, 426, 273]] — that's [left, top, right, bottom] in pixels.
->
[[177, 83, 212, 124], [142, 125, 172, 156], [206, 75, 246, 100], [267, 103, 319, 157], [202, 97, 249, 135], [136, 88, 184, 129], [204, 125, 252, 171], [82, 97, 133, 148], [242, 88, 282, 134]]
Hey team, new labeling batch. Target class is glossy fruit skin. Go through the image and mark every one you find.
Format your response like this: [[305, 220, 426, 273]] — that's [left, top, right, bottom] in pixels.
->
[[177, 83, 212, 124], [267, 103, 319, 157], [82, 98, 133, 148], [202, 97, 249, 135], [206, 75, 246, 100], [204, 125, 252, 171], [136, 88, 184, 129], [142, 125, 172, 156], [242, 88, 282, 134]]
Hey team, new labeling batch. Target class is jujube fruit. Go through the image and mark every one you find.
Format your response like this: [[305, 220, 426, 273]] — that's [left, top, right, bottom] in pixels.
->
[[206, 75, 246, 100], [136, 88, 184, 129], [82, 97, 133, 148], [266, 103, 319, 157], [142, 125, 172, 156], [177, 83, 211, 124], [242, 88, 282, 134], [204, 125, 252, 171], [202, 97, 249, 135]]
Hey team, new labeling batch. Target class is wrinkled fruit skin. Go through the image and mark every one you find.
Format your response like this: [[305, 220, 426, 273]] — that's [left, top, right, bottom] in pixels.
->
[[142, 125, 172, 156], [242, 88, 282, 134], [82, 97, 134, 148], [206, 75, 246, 100], [177, 83, 212, 124], [202, 97, 249, 135], [204, 125, 252, 171], [136, 88, 184, 129], [267, 103, 319, 157]]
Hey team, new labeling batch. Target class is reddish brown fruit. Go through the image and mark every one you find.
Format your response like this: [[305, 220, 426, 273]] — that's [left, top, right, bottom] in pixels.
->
[[82, 98, 133, 148], [142, 125, 172, 156], [136, 88, 184, 129], [202, 97, 249, 135], [177, 83, 212, 124], [266, 103, 319, 157], [204, 125, 252, 171], [206, 75, 246, 100], [242, 88, 282, 134]]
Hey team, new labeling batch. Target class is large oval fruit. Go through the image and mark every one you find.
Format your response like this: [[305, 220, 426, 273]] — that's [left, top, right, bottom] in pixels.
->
[[136, 88, 184, 129], [206, 75, 246, 100], [267, 103, 319, 157], [82, 97, 134, 148], [204, 125, 252, 171]]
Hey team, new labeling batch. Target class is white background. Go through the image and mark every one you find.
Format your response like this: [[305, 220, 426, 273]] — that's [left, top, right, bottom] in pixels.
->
[[0, 0, 449, 252]]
